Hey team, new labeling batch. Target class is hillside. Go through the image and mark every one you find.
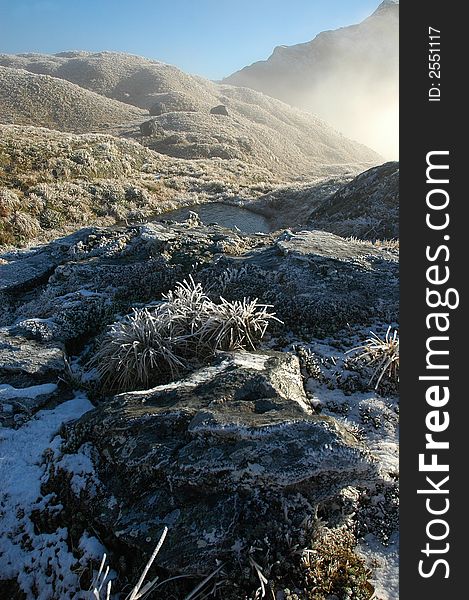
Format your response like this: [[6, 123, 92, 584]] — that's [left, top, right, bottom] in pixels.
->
[[229, 161, 399, 240], [224, 1, 399, 158], [0, 66, 146, 132], [0, 51, 214, 110], [307, 161, 399, 239], [0, 124, 278, 247], [0, 52, 382, 178]]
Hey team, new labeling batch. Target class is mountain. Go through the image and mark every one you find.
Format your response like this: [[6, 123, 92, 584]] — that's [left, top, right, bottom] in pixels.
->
[[0, 52, 381, 178], [0, 66, 146, 132], [224, 1, 399, 158]]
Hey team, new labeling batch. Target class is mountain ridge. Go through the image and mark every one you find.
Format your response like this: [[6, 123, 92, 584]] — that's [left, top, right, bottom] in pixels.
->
[[224, 1, 399, 158], [0, 52, 382, 179]]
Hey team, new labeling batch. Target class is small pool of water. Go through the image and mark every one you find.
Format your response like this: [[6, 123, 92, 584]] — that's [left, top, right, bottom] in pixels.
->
[[157, 203, 272, 234]]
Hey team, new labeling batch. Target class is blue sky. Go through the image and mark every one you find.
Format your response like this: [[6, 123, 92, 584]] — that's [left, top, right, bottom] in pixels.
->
[[0, 0, 381, 80]]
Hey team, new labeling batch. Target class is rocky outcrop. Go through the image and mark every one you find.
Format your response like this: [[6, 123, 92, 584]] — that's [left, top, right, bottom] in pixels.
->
[[249, 161, 399, 240], [213, 228, 399, 335], [0, 216, 398, 595], [210, 104, 229, 116], [139, 118, 164, 137], [307, 162, 399, 240], [0, 330, 64, 387], [49, 350, 375, 573], [0, 221, 398, 343]]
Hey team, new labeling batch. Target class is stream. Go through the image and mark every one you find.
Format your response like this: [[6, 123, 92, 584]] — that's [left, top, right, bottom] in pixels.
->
[[157, 203, 272, 234]]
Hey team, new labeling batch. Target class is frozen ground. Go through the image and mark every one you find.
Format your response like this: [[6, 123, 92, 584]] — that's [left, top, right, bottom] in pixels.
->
[[0, 321, 399, 598], [284, 322, 399, 600], [0, 391, 109, 599]]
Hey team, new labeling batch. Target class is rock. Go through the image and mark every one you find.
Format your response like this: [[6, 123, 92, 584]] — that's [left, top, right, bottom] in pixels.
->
[[149, 101, 167, 116], [0, 228, 98, 296], [139, 119, 163, 137], [0, 382, 62, 427], [50, 350, 375, 573], [0, 330, 65, 387], [210, 104, 229, 116], [185, 210, 203, 227], [1, 222, 398, 342], [307, 162, 399, 240], [210, 229, 399, 336]]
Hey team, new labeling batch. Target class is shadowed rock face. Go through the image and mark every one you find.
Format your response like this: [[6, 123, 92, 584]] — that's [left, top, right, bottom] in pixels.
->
[[0, 331, 64, 387], [139, 118, 163, 137], [250, 161, 399, 240], [307, 161, 399, 240], [210, 104, 229, 116], [52, 351, 375, 572]]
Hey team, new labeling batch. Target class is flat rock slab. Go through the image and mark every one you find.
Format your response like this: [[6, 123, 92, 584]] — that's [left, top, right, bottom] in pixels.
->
[[0, 382, 62, 427], [275, 229, 388, 260], [53, 351, 375, 572], [0, 330, 64, 387], [0, 228, 99, 295]]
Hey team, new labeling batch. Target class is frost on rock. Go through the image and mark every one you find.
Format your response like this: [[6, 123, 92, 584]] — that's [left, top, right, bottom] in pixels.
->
[[46, 350, 376, 574]]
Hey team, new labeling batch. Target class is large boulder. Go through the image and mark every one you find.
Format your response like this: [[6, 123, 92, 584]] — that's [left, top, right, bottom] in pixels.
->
[[210, 104, 229, 116], [50, 350, 375, 573], [139, 118, 164, 137], [1, 222, 398, 342], [206, 228, 399, 336]]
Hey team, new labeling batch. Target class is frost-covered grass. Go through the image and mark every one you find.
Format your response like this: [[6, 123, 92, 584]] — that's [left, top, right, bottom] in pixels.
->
[[91, 278, 280, 392], [0, 65, 146, 133], [0, 125, 277, 247], [348, 327, 399, 390], [90, 527, 168, 600], [287, 322, 399, 600]]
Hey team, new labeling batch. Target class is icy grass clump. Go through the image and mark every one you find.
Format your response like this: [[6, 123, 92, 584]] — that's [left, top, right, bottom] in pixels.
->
[[0, 393, 107, 599], [347, 326, 399, 390], [91, 277, 280, 392], [90, 308, 187, 392]]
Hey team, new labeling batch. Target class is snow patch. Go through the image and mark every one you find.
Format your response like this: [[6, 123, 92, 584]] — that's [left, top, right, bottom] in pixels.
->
[[0, 393, 105, 599], [0, 382, 57, 400]]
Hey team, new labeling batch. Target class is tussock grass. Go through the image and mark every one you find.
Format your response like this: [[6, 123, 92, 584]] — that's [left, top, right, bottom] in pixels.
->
[[348, 326, 399, 390], [91, 277, 280, 392], [0, 124, 276, 247]]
